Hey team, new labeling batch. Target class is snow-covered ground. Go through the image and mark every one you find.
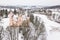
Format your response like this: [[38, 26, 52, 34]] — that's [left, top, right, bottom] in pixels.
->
[[0, 13, 60, 40], [2, 18, 10, 30], [33, 13, 60, 40]]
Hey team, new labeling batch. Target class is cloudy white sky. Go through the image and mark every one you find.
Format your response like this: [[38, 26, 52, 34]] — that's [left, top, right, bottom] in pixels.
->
[[0, 0, 60, 6]]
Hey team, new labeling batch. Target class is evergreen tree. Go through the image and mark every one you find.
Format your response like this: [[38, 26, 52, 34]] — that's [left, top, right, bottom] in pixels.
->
[[2, 9, 4, 15], [5, 9, 8, 18], [14, 9, 16, 15], [30, 14, 34, 23], [0, 10, 3, 17]]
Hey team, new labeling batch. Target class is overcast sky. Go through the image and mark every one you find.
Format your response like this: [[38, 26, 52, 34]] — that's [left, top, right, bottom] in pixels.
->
[[0, 0, 60, 6]]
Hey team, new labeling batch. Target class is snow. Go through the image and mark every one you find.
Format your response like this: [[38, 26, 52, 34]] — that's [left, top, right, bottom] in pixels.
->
[[1, 18, 24, 40], [18, 33, 24, 40], [33, 13, 60, 40], [2, 18, 10, 30], [1, 13, 60, 40], [13, 15, 18, 21], [47, 32, 60, 40]]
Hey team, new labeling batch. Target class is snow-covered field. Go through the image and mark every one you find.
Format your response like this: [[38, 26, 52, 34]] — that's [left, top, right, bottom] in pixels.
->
[[0, 13, 60, 40], [47, 31, 60, 40], [33, 13, 60, 40]]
